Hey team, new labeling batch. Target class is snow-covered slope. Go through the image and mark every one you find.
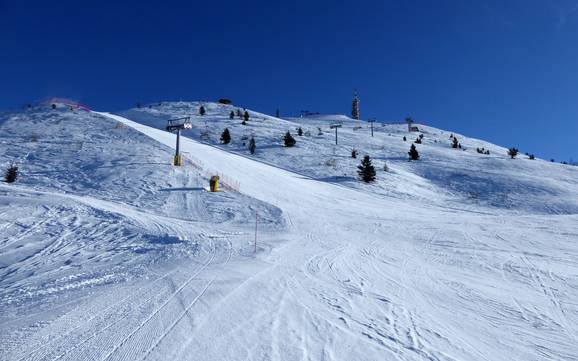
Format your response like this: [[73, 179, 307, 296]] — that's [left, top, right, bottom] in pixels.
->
[[0, 106, 284, 360], [121, 101, 578, 215], [1, 102, 577, 361]]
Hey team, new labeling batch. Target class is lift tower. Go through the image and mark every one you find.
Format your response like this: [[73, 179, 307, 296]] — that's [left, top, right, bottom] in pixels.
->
[[166, 117, 192, 166]]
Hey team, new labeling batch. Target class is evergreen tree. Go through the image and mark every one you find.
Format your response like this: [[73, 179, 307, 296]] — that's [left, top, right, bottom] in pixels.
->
[[275, 108, 280, 118], [283, 131, 296, 147], [297, 127, 303, 136], [415, 137, 422, 144], [351, 149, 358, 158], [408, 144, 419, 160], [529, 154, 535, 160], [199, 106, 206, 116], [403, 136, 407, 141], [508, 147, 519, 159], [452, 137, 459, 149], [229, 110, 235, 119], [249, 137, 256, 154], [357, 155, 376, 182], [4, 164, 18, 183], [419, 134, 424, 139], [220, 128, 231, 144], [243, 110, 250, 122]]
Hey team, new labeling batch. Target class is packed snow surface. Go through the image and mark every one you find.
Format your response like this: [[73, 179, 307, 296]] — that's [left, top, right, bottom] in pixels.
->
[[1, 102, 578, 361]]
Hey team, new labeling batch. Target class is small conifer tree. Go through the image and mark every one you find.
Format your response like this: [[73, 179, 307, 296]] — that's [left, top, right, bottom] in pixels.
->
[[452, 137, 459, 149], [508, 147, 519, 159], [249, 137, 256, 154], [276, 108, 280, 118], [357, 155, 376, 183], [220, 128, 231, 144], [229, 111, 235, 119], [199, 106, 206, 116], [403, 136, 407, 141], [243, 110, 250, 122], [4, 164, 18, 183], [415, 137, 422, 144], [351, 149, 358, 158], [297, 127, 303, 136], [408, 144, 419, 160], [529, 154, 535, 160], [283, 131, 296, 147]]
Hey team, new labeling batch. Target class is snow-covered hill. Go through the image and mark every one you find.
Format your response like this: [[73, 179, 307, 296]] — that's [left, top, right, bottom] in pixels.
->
[[1, 102, 577, 361], [122, 101, 578, 215]]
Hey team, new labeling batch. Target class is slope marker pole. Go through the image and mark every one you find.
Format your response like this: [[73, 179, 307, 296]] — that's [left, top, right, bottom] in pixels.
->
[[254, 211, 258, 253]]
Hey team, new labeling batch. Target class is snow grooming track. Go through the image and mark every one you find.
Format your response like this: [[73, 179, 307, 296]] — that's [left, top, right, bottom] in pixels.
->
[[14, 266, 183, 361], [137, 278, 214, 361], [100, 238, 217, 361]]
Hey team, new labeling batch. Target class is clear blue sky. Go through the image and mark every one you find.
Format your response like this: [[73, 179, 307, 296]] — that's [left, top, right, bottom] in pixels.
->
[[1, 0, 577, 161]]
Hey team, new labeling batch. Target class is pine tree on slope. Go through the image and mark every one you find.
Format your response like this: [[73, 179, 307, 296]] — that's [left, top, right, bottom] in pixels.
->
[[357, 155, 376, 182], [408, 144, 420, 160], [221, 128, 231, 144], [283, 131, 296, 147]]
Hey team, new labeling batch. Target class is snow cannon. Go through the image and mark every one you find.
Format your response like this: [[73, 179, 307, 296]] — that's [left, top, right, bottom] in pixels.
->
[[209, 176, 220, 192]]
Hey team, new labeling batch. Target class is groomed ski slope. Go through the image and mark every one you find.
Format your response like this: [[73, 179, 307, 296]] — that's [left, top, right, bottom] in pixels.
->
[[0, 105, 577, 361], [94, 111, 578, 361]]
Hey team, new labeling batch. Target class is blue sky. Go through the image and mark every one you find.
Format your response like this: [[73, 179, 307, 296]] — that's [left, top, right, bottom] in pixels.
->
[[1, 0, 577, 161]]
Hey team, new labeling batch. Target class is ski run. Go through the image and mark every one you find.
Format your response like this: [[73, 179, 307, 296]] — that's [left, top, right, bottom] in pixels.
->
[[1, 102, 578, 361]]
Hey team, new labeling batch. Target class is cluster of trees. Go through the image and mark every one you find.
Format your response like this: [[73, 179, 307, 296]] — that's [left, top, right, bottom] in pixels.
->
[[450, 134, 462, 149], [355, 140, 419, 183], [476, 147, 490, 155], [219, 128, 257, 154], [228, 109, 250, 124]]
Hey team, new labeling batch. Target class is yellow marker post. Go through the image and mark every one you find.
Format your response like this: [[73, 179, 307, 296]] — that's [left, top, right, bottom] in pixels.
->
[[173, 154, 183, 166], [209, 176, 220, 192]]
